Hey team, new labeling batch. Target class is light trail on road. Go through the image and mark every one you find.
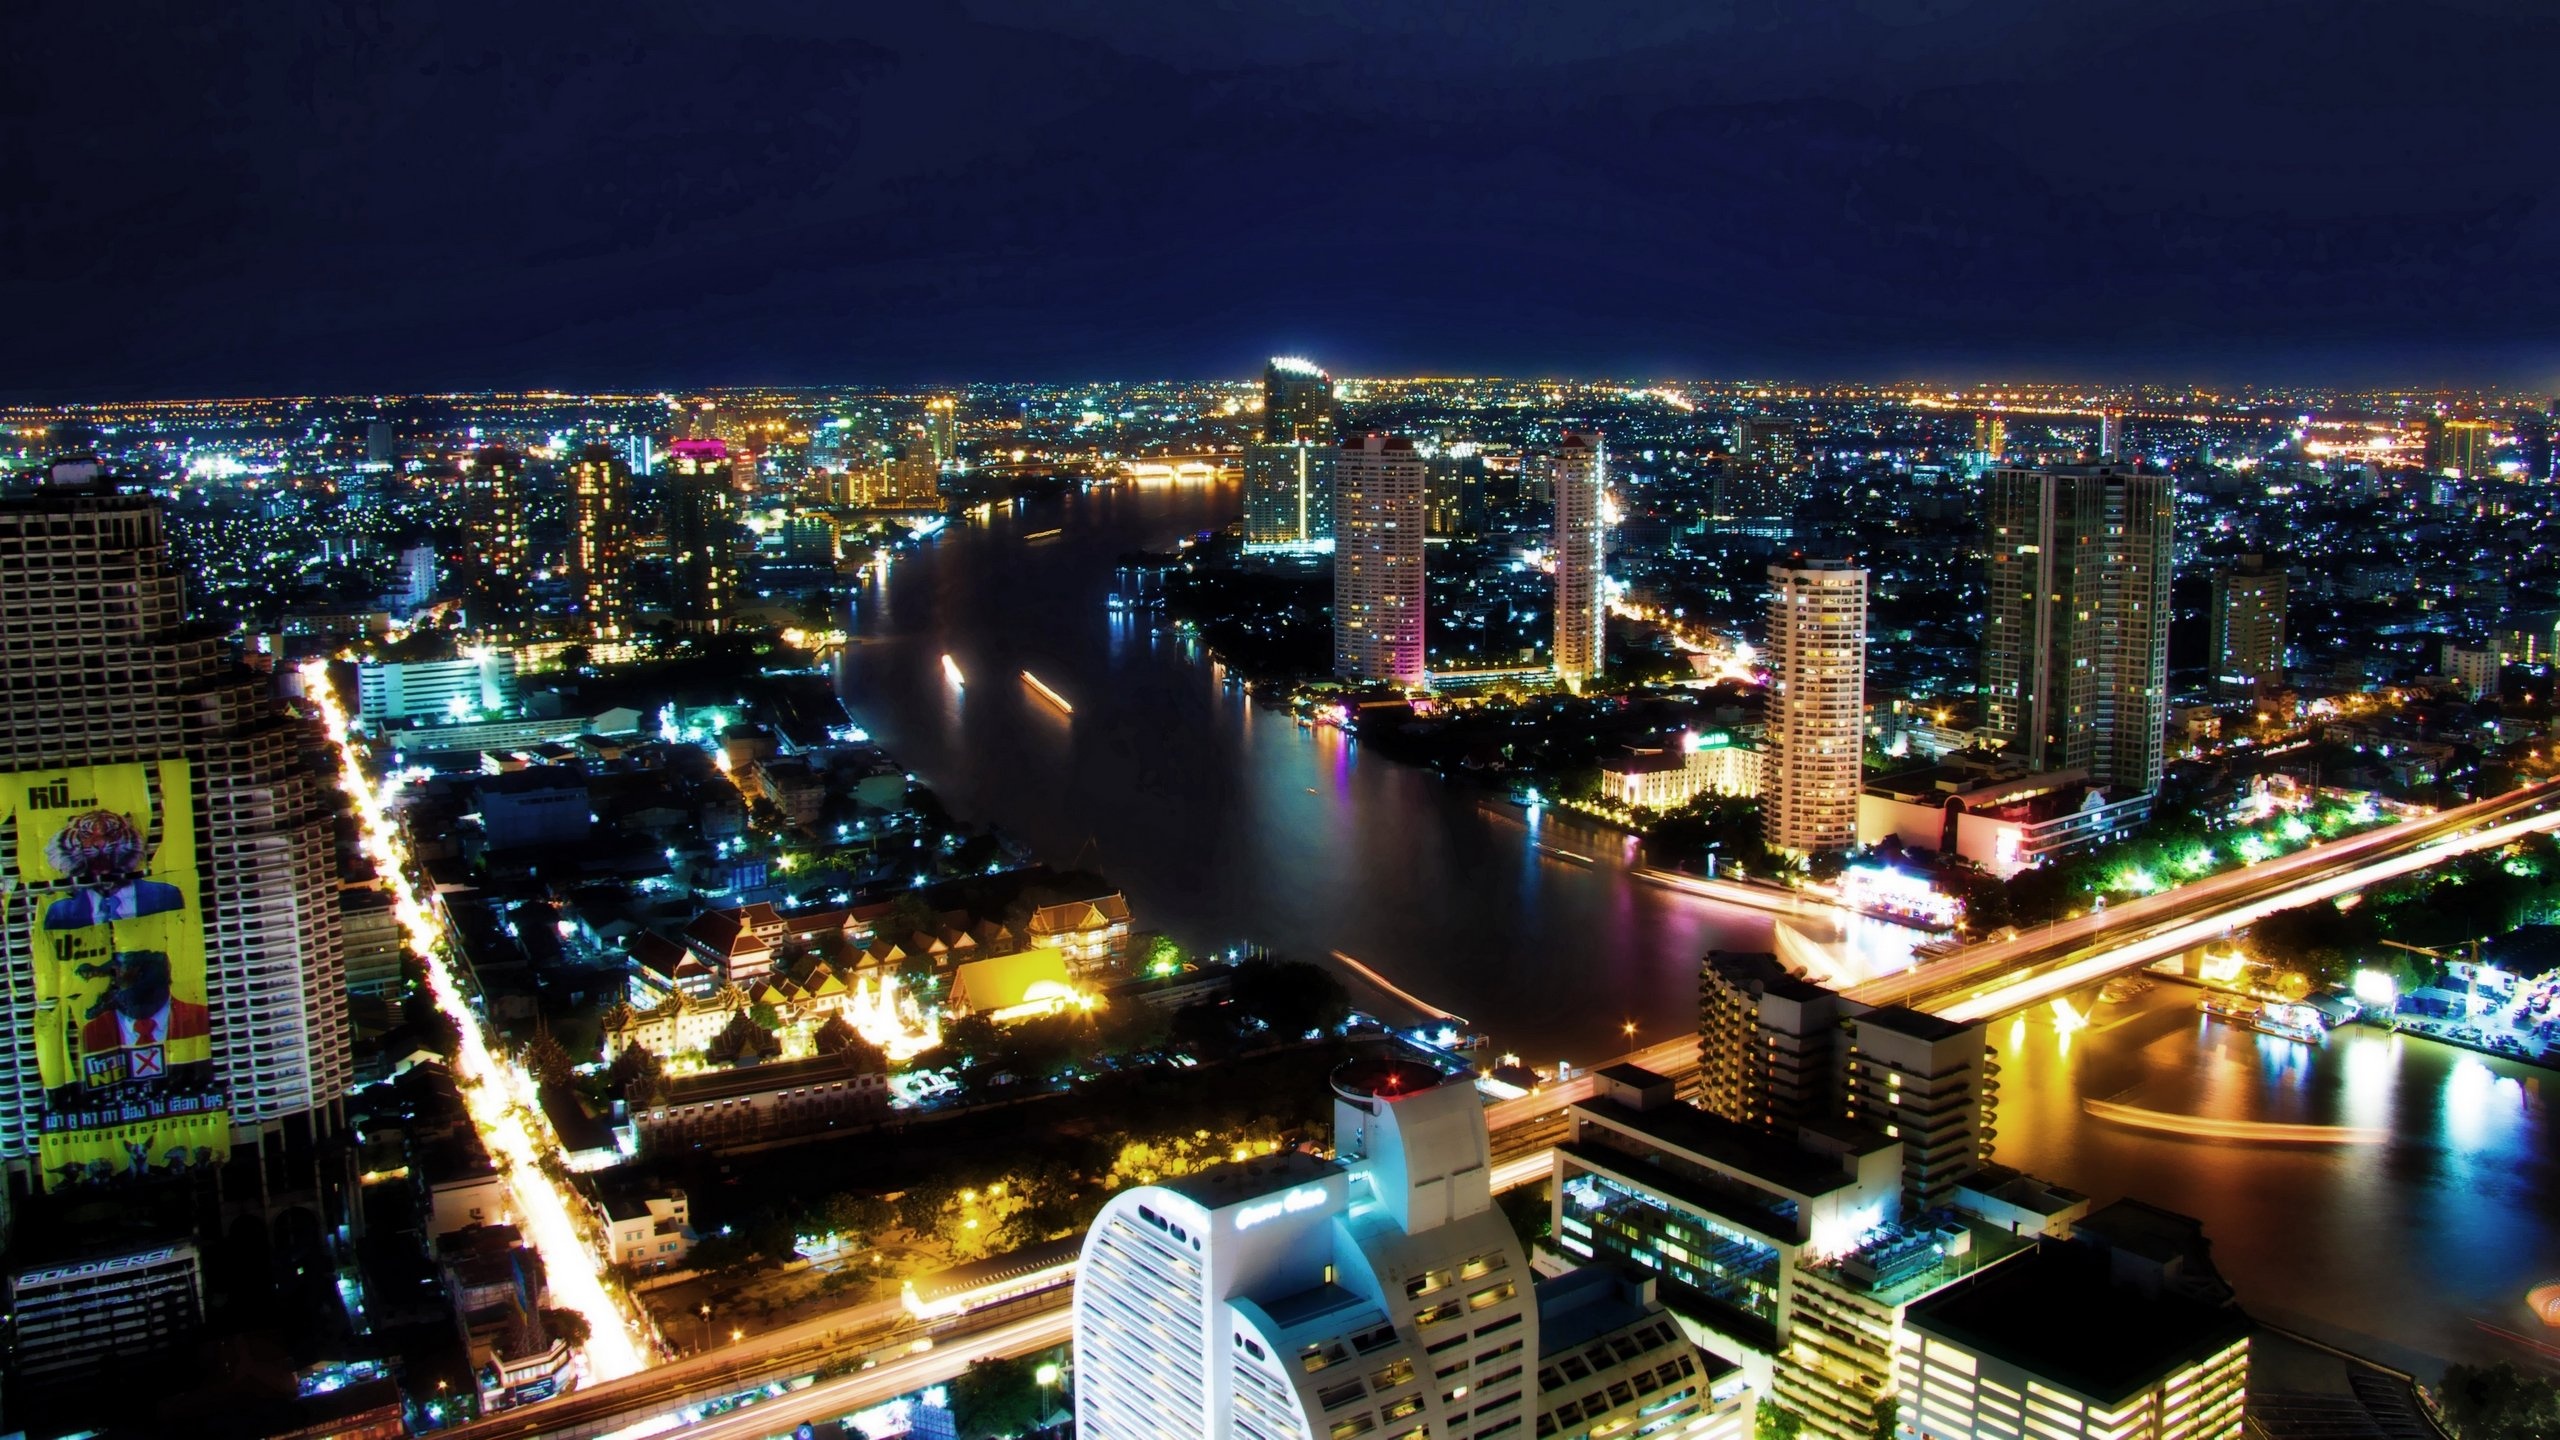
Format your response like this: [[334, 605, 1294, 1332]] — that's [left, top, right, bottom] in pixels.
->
[[304, 662, 651, 1381], [1937, 801, 2560, 1023]]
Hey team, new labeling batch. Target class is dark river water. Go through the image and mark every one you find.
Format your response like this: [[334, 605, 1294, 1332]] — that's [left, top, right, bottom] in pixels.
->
[[836, 482, 2560, 1375]]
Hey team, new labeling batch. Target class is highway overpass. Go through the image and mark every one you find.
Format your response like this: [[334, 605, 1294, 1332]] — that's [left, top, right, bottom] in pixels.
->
[[1847, 778, 2560, 1020]]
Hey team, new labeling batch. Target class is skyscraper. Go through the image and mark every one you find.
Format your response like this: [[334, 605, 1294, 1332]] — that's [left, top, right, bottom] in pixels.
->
[[2207, 555, 2286, 692], [664, 439, 739, 632], [1241, 441, 1336, 551], [1551, 431, 1606, 689], [0, 484, 349, 1192], [1761, 559, 1866, 855], [1973, 414, 2007, 464], [1074, 1058, 1731, 1440], [1261, 356, 1337, 444], [2098, 406, 2125, 460], [457, 447, 528, 621], [1333, 434, 1427, 686], [567, 445, 633, 636], [1982, 465, 2174, 795], [925, 396, 958, 469]]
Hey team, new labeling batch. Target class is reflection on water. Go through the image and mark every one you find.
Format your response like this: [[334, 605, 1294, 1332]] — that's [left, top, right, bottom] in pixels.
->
[[1998, 986, 2558, 1372], [838, 484, 2557, 1372]]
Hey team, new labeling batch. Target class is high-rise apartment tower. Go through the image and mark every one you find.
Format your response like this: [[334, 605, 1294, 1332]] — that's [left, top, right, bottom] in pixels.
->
[[1761, 559, 1866, 855], [1981, 465, 2173, 795], [1552, 431, 1606, 688], [1333, 435, 1427, 687]]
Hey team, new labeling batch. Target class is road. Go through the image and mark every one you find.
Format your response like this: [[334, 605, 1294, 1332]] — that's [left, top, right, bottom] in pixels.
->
[[667, 1310, 1075, 1440], [1846, 778, 2560, 1018]]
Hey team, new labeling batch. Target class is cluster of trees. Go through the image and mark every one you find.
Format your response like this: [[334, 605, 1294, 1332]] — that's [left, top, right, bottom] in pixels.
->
[[2439, 1362, 2560, 1439], [947, 1350, 1067, 1439], [1645, 794, 1784, 878], [2249, 835, 2560, 989]]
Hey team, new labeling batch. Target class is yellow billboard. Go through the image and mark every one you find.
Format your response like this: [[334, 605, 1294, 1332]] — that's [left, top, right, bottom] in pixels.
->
[[3, 761, 229, 1186]]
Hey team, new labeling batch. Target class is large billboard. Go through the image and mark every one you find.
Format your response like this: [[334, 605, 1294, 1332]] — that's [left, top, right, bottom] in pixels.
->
[[4, 761, 228, 1186]]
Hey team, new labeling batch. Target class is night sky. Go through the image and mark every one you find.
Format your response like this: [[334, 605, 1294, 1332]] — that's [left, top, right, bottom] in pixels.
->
[[9, 0, 2558, 398]]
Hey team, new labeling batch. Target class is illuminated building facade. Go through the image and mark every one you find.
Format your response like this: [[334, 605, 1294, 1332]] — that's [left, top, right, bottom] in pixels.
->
[[2423, 415, 2494, 478], [1973, 415, 2006, 464], [1243, 442, 1338, 552], [1600, 733, 1760, 810], [0, 487, 350, 1183], [458, 446, 528, 619], [568, 444, 633, 635], [926, 396, 958, 468], [664, 439, 739, 631], [1075, 1058, 1732, 1440], [1981, 465, 2172, 796], [355, 653, 519, 724], [1333, 435, 1428, 686], [1262, 356, 1337, 443], [1552, 431, 1606, 688], [1898, 1235, 2248, 1440], [1762, 559, 1866, 855], [2207, 555, 2285, 692]]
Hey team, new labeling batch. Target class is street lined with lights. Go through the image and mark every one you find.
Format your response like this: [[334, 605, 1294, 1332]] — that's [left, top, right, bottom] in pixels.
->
[[304, 661, 653, 1384]]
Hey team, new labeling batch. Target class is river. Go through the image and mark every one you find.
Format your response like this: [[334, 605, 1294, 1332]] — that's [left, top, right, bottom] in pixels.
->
[[836, 481, 2560, 1374]]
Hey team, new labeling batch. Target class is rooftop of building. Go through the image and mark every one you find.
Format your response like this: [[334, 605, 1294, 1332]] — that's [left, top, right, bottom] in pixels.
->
[[657, 1050, 884, 1106], [1704, 950, 1834, 1004], [1572, 1092, 1890, 1200], [1801, 1214, 2037, 1308], [1852, 1003, 1977, 1045], [1330, 1054, 1457, 1105], [1904, 1240, 2250, 1405], [1158, 1149, 1339, 1212]]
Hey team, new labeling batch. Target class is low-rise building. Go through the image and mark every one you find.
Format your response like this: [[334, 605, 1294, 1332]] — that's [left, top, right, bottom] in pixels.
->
[[7, 1239, 204, 1394], [475, 765, 592, 852], [594, 1185, 694, 1271], [631, 1052, 889, 1152], [1859, 761, 2151, 879], [1601, 732, 1763, 810]]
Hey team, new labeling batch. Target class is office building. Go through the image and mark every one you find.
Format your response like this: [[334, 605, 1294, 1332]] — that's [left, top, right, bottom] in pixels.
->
[[1896, 1204, 2248, 1440], [2207, 555, 2286, 693], [625, 432, 655, 477], [1334, 435, 1428, 686], [1262, 356, 1337, 443], [357, 653, 520, 725], [567, 444, 633, 635], [1243, 441, 1337, 552], [457, 446, 528, 619], [1552, 431, 1607, 688], [2098, 407, 2125, 460], [1973, 415, 2006, 464], [1553, 1064, 1901, 1362], [8, 1238, 204, 1392], [1762, 560, 1866, 855], [364, 420, 394, 467], [1981, 465, 2173, 796], [0, 486, 350, 1190], [1075, 1056, 1736, 1440], [664, 439, 739, 631], [1424, 453, 1487, 537]]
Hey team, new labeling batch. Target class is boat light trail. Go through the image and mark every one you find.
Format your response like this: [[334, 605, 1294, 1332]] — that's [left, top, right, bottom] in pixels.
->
[[1020, 670, 1074, 714]]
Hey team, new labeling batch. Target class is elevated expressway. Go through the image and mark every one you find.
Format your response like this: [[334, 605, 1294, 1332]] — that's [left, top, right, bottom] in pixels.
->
[[1849, 778, 2560, 1023]]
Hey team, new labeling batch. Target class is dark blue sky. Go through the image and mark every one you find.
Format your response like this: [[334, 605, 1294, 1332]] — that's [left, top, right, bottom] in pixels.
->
[[8, 0, 2557, 398]]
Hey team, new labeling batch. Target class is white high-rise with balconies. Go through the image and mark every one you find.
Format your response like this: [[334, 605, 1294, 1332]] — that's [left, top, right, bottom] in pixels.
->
[[1762, 559, 1867, 856], [1074, 1057, 1739, 1440], [1551, 432, 1606, 689], [1333, 435, 1428, 687]]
